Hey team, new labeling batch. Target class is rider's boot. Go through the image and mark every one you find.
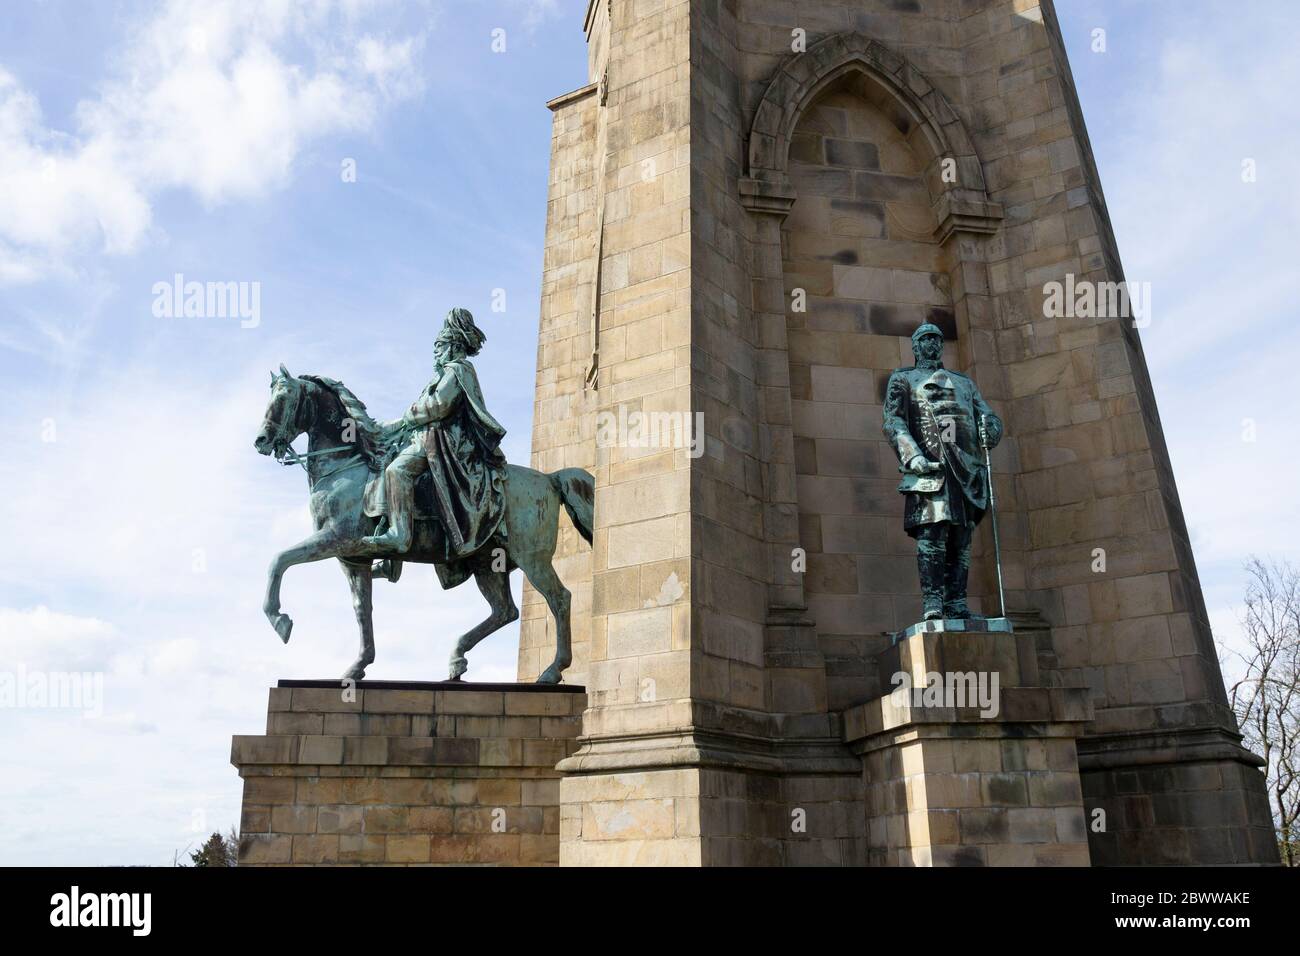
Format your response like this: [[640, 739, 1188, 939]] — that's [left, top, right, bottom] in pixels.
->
[[363, 471, 416, 551], [364, 513, 413, 552], [364, 510, 413, 551]]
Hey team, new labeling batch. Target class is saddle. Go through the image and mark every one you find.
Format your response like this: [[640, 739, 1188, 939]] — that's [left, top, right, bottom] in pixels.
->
[[361, 464, 507, 590], [361, 468, 441, 520]]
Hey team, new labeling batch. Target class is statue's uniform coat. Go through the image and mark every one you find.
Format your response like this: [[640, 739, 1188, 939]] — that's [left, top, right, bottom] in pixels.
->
[[881, 364, 1003, 533]]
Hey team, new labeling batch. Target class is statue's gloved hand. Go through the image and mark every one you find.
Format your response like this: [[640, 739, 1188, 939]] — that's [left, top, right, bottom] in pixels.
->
[[906, 454, 942, 475]]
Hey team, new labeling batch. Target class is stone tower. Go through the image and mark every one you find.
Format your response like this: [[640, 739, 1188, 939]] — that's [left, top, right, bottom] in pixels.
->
[[521, 0, 1277, 865]]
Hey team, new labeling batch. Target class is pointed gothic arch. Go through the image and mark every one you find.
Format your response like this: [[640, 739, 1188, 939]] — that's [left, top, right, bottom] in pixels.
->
[[740, 32, 1002, 241]]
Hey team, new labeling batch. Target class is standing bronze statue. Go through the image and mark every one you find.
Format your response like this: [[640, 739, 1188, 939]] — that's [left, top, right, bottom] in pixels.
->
[[883, 323, 1003, 621], [253, 308, 593, 683]]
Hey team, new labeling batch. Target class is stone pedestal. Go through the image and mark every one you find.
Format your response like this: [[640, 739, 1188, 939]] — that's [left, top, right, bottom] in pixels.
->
[[843, 621, 1093, 866], [231, 680, 584, 866], [891, 616, 1014, 641]]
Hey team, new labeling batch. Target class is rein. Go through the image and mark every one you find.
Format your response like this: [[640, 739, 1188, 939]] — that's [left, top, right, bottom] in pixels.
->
[[282, 445, 369, 483], [279, 443, 359, 466], [273, 378, 371, 482]]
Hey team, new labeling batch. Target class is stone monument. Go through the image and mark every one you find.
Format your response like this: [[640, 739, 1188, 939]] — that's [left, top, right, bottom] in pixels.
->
[[522, 0, 1277, 865], [233, 0, 1278, 867], [249, 308, 594, 685], [235, 311, 596, 864]]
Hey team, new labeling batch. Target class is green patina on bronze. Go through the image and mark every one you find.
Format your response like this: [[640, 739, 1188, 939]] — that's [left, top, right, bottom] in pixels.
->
[[882, 323, 1004, 622], [253, 308, 593, 684], [363, 307, 507, 558]]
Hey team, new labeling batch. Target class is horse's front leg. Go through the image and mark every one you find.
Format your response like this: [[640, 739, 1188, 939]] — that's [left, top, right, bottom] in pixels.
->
[[264, 529, 338, 644], [339, 560, 375, 681]]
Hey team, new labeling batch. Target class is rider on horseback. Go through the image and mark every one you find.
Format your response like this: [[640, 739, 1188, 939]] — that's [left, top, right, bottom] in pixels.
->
[[362, 307, 508, 555]]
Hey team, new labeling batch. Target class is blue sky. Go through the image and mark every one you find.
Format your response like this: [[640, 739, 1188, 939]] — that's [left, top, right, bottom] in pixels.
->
[[0, 1, 1296, 865]]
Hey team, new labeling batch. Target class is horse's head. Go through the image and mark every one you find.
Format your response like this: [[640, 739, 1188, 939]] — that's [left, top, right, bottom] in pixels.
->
[[254, 364, 308, 460]]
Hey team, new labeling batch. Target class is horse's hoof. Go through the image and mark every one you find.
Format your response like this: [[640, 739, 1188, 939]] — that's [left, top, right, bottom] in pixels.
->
[[448, 656, 468, 681], [342, 656, 371, 680], [536, 664, 562, 684], [274, 615, 293, 644]]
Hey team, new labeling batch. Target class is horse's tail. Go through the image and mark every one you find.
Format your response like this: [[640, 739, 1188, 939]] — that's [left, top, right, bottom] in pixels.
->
[[550, 468, 594, 546]]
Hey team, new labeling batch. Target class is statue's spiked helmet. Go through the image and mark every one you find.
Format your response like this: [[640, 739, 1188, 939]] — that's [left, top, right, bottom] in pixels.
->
[[911, 322, 944, 361]]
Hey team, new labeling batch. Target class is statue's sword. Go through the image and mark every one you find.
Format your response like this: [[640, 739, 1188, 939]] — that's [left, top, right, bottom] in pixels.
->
[[978, 415, 1006, 619]]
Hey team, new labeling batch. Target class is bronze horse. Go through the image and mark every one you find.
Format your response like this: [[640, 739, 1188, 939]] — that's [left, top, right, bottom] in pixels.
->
[[253, 366, 592, 683]]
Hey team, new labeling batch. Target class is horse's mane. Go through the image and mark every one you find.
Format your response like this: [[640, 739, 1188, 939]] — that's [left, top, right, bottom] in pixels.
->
[[299, 374, 389, 468]]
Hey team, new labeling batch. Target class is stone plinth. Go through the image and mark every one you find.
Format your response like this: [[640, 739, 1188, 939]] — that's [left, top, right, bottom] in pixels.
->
[[891, 617, 1014, 643], [231, 680, 585, 866], [844, 624, 1093, 866], [884, 616, 1027, 667]]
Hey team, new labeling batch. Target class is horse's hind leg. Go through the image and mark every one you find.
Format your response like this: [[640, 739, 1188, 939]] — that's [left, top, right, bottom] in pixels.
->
[[340, 560, 375, 681], [516, 555, 571, 684], [448, 568, 518, 680]]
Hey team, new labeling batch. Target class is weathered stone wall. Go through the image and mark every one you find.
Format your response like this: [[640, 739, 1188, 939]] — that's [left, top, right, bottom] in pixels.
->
[[1081, 750, 1279, 865], [559, 766, 866, 866], [232, 683, 584, 866], [517, 77, 602, 685]]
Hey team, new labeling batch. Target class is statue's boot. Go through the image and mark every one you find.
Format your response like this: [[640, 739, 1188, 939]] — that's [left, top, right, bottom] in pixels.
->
[[943, 580, 970, 619], [362, 470, 416, 552], [943, 537, 972, 619], [917, 530, 946, 620], [363, 521, 412, 553]]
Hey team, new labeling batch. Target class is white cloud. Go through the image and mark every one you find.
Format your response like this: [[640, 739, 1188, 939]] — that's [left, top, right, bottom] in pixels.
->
[[0, 0, 426, 283], [358, 34, 426, 100], [0, 606, 118, 671]]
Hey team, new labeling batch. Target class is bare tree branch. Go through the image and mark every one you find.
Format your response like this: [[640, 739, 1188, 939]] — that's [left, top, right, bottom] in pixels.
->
[[1225, 556, 1300, 865]]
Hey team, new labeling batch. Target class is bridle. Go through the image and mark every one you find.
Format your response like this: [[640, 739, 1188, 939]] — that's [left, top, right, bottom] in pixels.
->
[[269, 376, 367, 481]]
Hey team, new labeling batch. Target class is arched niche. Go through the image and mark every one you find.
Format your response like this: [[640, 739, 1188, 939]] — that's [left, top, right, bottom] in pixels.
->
[[741, 32, 1002, 242], [745, 33, 1005, 675]]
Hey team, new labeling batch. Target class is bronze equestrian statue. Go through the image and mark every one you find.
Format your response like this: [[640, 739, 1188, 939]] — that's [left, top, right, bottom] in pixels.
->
[[253, 308, 592, 683]]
